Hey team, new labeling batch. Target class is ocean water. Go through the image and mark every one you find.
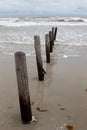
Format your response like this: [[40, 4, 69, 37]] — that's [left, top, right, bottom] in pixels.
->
[[0, 17, 87, 58]]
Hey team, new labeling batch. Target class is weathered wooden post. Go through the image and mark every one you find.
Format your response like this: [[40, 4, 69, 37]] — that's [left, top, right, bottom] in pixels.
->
[[54, 27, 57, 40], [15, 52, 32, 124], [49, 31, 53, 53], [34, 36, 45, 81], [45, 34, 50, 63], [52, 27, 54, 45]]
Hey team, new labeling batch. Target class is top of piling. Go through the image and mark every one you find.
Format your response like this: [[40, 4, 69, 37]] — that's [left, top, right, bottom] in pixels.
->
[[15, 52, 25, 56]]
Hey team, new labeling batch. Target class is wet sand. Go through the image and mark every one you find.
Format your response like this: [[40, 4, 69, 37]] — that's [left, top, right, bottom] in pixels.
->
[[0, 54, 87, 130]]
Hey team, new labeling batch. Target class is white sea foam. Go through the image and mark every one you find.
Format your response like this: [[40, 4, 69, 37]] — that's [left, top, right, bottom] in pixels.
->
[[0, 17, 87, 27], [0, 17, 87, 57], [63, 55, 68, 58]]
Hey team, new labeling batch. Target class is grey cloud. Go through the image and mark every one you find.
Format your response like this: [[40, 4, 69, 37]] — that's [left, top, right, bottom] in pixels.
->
[[0, 0, 87, 16]]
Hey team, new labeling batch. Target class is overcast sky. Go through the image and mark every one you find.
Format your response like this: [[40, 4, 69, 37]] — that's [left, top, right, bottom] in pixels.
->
[[0, 0, 87, 17]]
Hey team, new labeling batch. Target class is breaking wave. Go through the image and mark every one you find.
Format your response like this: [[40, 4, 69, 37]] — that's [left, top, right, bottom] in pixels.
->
[[0, 17, 87, 27]]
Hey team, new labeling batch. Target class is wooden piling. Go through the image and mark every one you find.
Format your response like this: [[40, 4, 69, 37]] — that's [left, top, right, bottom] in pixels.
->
[[54, 27, 57, 40], [52, 27, 54, 45], [45, 34, 50, 63], [15, 52, 32, 124], [34, 36, 44, 81], [49, 31, 53, 53]]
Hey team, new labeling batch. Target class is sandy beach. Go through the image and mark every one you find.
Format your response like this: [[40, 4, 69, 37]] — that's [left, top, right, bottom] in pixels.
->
[[0, 53, 87, 130]]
